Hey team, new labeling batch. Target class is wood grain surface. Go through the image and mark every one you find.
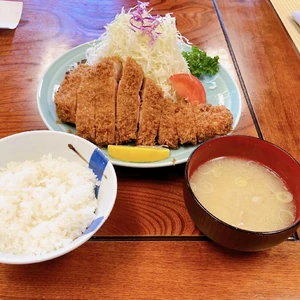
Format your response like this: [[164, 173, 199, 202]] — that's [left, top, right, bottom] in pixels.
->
[[216, 0, 300, 160], [216, 0, 300, 239], [98, 164, 201, 236], [1, 241, 299, 300], [0, 0, 256, 237], [1, 0, 300, 299]]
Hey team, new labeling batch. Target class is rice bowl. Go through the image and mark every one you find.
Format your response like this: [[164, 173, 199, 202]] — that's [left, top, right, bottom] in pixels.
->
[[0, 131, 117, 264]]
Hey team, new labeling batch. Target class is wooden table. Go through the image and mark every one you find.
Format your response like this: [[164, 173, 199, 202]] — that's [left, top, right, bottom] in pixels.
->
[[0, 0, 299, 299]]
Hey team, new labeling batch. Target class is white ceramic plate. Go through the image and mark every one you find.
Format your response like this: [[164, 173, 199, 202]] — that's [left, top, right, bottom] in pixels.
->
[[37, 41, 241, 168]]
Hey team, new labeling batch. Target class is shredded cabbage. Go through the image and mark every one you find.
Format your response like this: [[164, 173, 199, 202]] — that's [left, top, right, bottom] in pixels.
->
[[86, 3, 190, 101]]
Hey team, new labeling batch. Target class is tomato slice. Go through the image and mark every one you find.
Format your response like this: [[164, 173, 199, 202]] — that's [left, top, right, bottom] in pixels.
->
[[169, 73, 206, 104]]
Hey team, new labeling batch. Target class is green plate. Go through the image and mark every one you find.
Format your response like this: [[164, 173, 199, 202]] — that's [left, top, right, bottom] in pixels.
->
[[37, 41, 241, 168]]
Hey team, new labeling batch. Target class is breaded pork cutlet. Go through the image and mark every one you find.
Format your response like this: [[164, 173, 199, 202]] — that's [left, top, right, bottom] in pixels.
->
[[193, 104, 233, 142], [116, 57, 144, 144], [94, 56, 122, 146], [54, 63, 89, 124], [76, 66, 97, 142], [136, 77, 165, 146], [76, 57, 122, 144], [158, 98, 178, 149], [175, 100, 197, 145]]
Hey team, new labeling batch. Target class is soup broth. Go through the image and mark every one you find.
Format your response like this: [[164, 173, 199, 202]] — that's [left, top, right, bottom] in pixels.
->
[[190, 157, 295, 232]]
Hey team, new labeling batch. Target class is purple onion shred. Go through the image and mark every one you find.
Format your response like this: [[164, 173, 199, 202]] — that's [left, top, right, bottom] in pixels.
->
[[129, 1, 161, 45]]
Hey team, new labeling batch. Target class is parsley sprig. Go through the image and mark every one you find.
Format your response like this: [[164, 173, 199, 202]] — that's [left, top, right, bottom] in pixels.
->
[[182, 45, 219, 77]]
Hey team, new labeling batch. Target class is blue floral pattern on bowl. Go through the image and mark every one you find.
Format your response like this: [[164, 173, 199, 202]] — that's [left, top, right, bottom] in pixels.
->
[[82, 148, 109, 235]]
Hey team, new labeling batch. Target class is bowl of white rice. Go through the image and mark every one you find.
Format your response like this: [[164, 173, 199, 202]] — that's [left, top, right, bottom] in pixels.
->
[[0, 130, 117, 264]]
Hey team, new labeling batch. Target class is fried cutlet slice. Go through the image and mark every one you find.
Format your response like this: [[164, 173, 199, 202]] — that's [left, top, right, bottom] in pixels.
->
[[54, 63, 89, 124], [193, 104, 233, 142], [76, 66, 97, 142], [158, 98, 179, 149], [175, 100, 197, 145], [136, 77, 164, 146], [116, 57, 144, 144], [94, 56, 122, 146]]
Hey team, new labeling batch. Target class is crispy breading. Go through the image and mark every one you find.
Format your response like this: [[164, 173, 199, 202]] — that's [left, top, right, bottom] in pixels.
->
[[158, 98, 179, 149], [76, 67, 96, 142], [94, 57, 122, 146], [175, 100, 197, 145], [54, 63, 89, 124], [76, 57, 121, 144], [55, 56, 234, 149], [136, 77, 164, 146], [116, 57, 144, 144], [193, 104, 233, 142]]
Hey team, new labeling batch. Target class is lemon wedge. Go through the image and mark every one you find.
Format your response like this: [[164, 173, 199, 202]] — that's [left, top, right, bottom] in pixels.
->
[[107, 145, 170, 163]]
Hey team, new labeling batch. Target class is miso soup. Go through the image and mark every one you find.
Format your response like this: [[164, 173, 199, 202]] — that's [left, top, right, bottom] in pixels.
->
[[189, 157, 295, 232]]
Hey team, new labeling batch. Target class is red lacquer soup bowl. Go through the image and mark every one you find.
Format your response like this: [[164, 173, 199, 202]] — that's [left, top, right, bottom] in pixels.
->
[[183, 135, 300, 251]]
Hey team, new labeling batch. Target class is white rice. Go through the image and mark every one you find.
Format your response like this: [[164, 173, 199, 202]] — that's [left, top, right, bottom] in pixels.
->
[[0, 154, 98, 256]]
